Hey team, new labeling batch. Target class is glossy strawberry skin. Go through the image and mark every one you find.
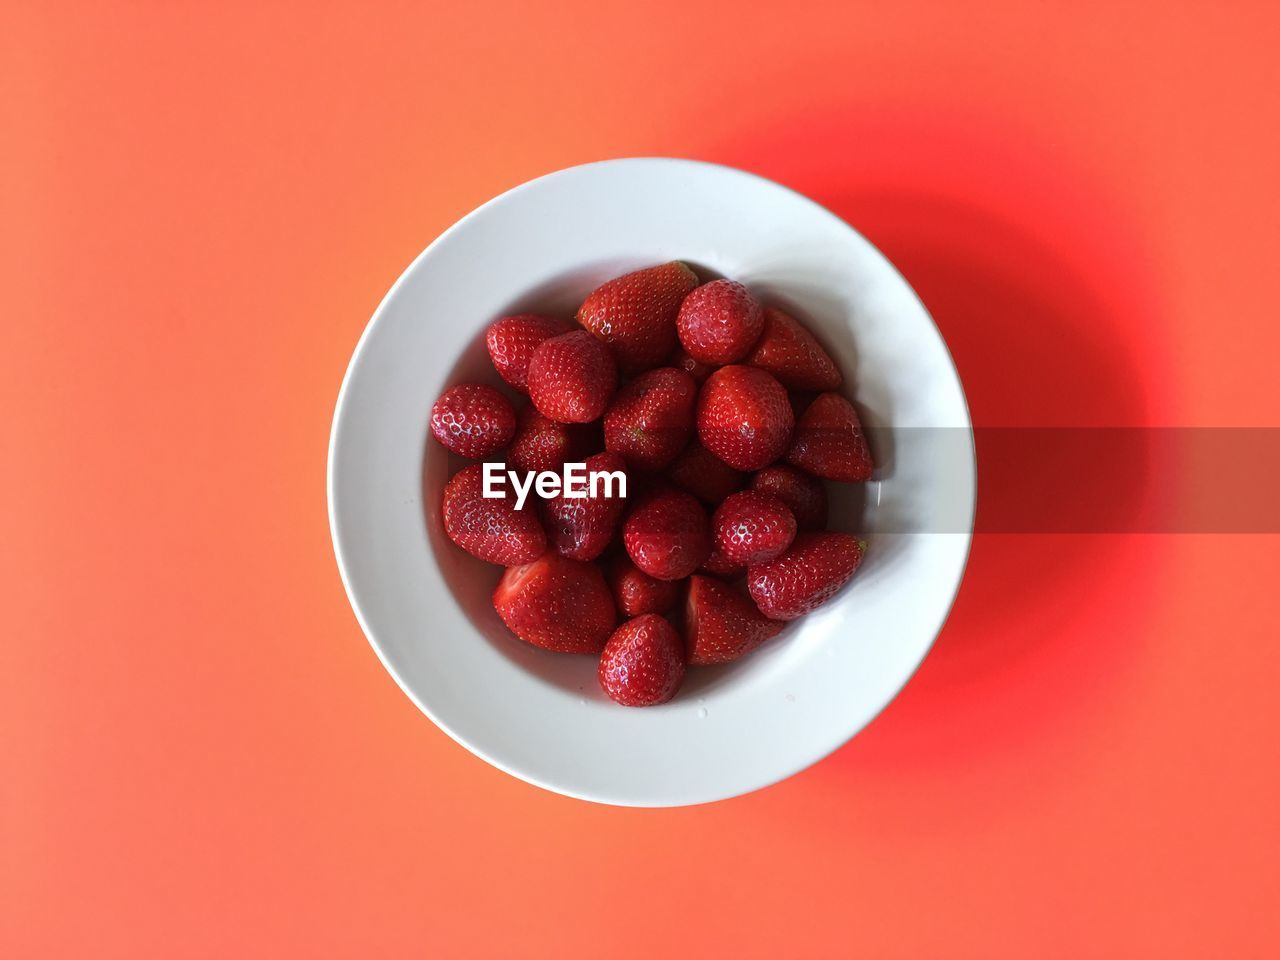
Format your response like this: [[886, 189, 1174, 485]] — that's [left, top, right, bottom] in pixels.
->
[[429, 384, 517, 459], [667, 441, 746, 506], [747, 533, 865, 621], [712, 490, 797, 566], [598, 614, 686, 707], [507, 405, 597, 474], [485, 314, 572, 394], [745, 306, 842, 391], [696, 365, 794, 471], [670, 348, 715, 383], [676, 279, 764, 364], [786, 392, 874, 481], [527, 329, 618, 423], [685, 575, 784, 665], [622, 486, 712, 581], [699, 546, 745, 579], [751, 464, 828, 531], [577, 262, 699, 372], [493, 553, 617, 654], [441, 463, 546, 565], [607, 555, 681, 617], [541, 451, 629, 561], [603, 367, 697, 472]]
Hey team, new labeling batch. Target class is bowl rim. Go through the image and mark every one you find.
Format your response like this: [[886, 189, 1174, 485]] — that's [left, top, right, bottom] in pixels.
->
[[327, 157, 977, 806]]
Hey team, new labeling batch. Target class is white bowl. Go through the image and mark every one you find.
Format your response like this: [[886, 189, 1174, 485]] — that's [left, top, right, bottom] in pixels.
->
[[328, 158, 975, 807]]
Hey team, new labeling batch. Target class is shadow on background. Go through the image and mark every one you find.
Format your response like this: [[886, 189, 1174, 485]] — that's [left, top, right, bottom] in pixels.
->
[[713, 110, 1174, 802]]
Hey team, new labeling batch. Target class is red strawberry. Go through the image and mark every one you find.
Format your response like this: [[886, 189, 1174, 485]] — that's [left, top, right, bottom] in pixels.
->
[[668, 441, 746, 505], [441, 463, 545, 565], [493, 553, 616, 653], [527, 329, 618, 423], [598, 614, 686, 706], [751, 465, 828, 531], [429, 384, 516, 459], [603, 367, 696, 471], [747, 533, 866, 620], [696, 365, 794, 471], [607, 555, 681, 616], [485, 314, 572, 393], [676, 279, 764, 364], [786, 392, 874, 481], [685, 575, 784, 665], [508, 405, 597, 474], [712, 490, 797, 566], [622, 486, 711, 581], [577, 261, 699, 371], [671, 348, 715, 383], [541, 451, 628, 561], [744, 306, 842, 391], [699, 546, 744, 578]]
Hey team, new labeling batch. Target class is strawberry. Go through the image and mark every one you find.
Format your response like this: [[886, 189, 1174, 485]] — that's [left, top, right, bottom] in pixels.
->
[[668, 441, 746, 505], [598, 614, 686, 706], [485, 314, 572, 394], [429, 383, 516, 459], [527, 329, 618, 423], [670, 348, 715, 383], [622, 486, 711, 581], [699, 546, 745, 578], [441, 463, 545, 565], [696, 365, 794, 471], [747, 533, 866, 620], [744, 306, 842, 391], [685, 575, 784, 665], [607, 554, 681, 617], [676, 279, 764, 364], [603, 367, 697, 471], [541, 451, 628, 561], [493, 553, 616, 653], [712, 490, 797, 566], [508, 405, 597, 474], [786, 392, 874, 481], [751, 464, 828, 531], [577, 261, 699, 371]]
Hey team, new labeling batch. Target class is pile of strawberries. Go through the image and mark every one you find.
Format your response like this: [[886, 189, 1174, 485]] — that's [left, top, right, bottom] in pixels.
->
[[430, 262, 872, 707]]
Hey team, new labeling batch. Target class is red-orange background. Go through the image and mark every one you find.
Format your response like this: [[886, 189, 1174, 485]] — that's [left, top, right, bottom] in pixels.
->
[[4, 2, 1279, 956]]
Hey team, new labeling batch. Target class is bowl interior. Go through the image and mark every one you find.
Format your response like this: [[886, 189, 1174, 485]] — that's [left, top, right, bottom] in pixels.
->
[[330, 159, 974, 806]]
